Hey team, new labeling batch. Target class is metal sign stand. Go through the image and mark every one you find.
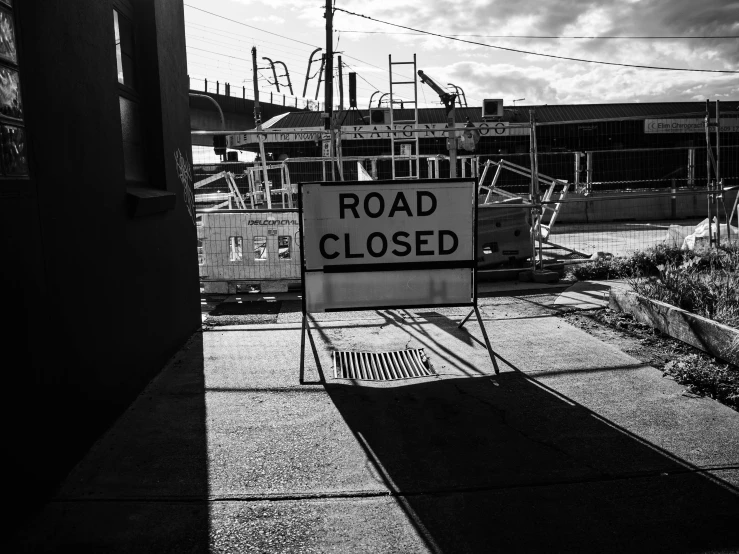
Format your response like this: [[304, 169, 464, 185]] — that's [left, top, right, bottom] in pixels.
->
[[297, 179, 500, 383]]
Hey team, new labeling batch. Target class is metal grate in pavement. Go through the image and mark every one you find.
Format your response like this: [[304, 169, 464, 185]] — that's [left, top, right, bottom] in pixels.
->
[[332, 349, 434, 380]]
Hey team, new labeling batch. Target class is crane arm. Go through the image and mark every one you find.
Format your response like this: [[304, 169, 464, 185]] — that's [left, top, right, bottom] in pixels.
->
[[417, 70, 456, 112]]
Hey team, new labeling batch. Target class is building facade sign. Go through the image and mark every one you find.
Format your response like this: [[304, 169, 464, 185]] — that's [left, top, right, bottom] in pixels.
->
[[644, 118, 739, 134], [228, 122, 527, 148]]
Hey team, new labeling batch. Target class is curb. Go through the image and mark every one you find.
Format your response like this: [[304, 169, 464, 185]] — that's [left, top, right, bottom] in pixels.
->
[[609, 288, 739, 366]]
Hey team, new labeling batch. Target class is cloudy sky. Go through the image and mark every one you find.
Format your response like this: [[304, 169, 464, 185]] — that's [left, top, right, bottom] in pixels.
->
[[184, 0, 739, 109]]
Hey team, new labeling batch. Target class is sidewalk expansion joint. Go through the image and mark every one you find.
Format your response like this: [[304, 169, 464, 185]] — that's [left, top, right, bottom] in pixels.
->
[[50, 465, 739, 505]]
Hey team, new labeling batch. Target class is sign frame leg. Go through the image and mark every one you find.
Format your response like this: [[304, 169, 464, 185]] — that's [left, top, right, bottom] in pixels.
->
[[459, 305, 500, 374]]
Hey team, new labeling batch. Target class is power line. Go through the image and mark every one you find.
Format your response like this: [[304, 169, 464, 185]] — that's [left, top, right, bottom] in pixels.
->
[[341, 60, 381, 92], [184, 4, 321, 49], [185, 22, 312, 63], [187, 45, 258, 62], [335, 30, 739, 40], [333, 7, 739, 74]]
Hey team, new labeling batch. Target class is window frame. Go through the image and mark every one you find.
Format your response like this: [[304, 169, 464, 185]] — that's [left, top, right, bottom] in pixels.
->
[[228, 236, 243, 262], [0, 1, 29, 180], [113, 1, 149, 186]]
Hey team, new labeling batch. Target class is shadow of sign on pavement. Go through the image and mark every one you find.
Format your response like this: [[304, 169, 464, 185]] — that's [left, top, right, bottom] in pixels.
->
[[325, 373, 739, 553]]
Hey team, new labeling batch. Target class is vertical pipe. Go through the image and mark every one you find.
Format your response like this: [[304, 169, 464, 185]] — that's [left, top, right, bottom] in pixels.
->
[[448, 106, 457, 178], [705, 99, 713, 247], [532, 116, 543, 267], [688, 147, 695, 187], [338, 55, 344, 111], [252, 46, 272, 209], [586, 152, 592, 194], [716, 99, 721, 246]]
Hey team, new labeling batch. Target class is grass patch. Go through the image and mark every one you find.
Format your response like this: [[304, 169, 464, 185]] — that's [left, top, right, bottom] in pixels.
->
[[571, 244, 739, 411], [570, 244, 739, 329], [630, 245, 739, 329], [663, 354, 739, 410]]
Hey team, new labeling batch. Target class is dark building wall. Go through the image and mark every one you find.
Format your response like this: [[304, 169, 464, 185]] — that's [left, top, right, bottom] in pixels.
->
[[4, 0, 200, 520]]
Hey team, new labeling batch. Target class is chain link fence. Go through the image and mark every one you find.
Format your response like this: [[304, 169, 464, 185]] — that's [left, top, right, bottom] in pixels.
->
[[195, 115, 738, 288]]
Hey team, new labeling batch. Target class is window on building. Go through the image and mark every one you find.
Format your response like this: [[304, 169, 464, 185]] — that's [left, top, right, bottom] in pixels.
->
[[114, 3, 147, 184], [253, 237, 267, 261], [197, 239, 205, 265], [278, 236, 291, 259], [0, 1, 28, 178], [229, 236, 242, 262]]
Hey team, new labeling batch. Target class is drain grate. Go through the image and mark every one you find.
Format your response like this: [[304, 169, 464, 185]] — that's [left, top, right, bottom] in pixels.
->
[[332, 349, 434, 380]]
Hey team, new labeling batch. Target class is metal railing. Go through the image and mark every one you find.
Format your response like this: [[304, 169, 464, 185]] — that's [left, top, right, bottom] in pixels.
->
[[189, 77, 321, 111]]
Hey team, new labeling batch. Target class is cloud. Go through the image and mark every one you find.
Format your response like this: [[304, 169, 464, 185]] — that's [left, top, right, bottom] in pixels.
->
[[191, 0, 739, 106], [338, 0, 738, 69], [250, 15, 286, 25], [417, 60, 738, 105]]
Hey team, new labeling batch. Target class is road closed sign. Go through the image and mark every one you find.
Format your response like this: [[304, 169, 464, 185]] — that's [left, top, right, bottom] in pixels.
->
[[300, 179, 475, 312]]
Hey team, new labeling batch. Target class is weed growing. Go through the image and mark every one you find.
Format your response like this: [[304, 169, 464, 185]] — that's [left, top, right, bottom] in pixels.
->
[[571, 244, 739, 329], [630, 245, 739, 328], [663, 354, 739, 411]]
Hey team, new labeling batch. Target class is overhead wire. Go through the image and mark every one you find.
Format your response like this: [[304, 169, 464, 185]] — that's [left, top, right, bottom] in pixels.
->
[[184, 3, 321, 48], [333, 7, 739, 74], [185, 22, 315, 66], [335, 30, 739, 40]]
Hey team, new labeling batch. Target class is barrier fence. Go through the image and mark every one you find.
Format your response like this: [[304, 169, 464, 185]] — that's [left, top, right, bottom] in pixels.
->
[[195, 117, 738, 288]]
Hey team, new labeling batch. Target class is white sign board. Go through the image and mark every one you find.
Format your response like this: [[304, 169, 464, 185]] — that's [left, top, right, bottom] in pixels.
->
[[300, 179, 475, 312], [644, 118, 739, 134]]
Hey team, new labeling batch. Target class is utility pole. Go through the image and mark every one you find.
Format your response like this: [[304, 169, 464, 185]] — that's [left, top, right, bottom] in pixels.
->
[[252, 46, 271, 208], [324, 0, 333, 129]]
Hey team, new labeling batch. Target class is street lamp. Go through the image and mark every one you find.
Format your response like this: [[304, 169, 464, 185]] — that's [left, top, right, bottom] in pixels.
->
[[513, 98, 525, 106]]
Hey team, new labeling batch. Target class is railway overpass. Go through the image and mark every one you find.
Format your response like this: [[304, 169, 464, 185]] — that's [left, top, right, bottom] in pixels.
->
[[189, 90, 310, 148]]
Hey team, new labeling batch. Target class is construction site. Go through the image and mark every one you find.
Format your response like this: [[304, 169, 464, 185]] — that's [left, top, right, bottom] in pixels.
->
[[191, 58, 738, 293]]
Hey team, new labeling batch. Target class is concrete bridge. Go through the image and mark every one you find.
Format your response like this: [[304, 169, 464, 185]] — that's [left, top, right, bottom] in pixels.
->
[[189, 90, 310, 148]]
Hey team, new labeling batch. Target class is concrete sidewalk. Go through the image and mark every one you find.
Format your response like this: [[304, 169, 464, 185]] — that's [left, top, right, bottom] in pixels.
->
[[13, 286, 739, 553]]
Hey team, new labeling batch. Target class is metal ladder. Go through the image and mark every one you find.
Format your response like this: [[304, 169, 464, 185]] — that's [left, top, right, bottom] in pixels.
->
[[388, 54, 420, 179]]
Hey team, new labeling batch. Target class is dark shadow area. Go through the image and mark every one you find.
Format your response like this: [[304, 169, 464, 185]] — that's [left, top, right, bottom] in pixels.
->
[[325, 373, 739, 553], [300, 315, 328, 385], [210, 300, 283, 316], [414, 311, 475, 346], [11, 334, 210, 552], [477, 286, 570, 299]]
